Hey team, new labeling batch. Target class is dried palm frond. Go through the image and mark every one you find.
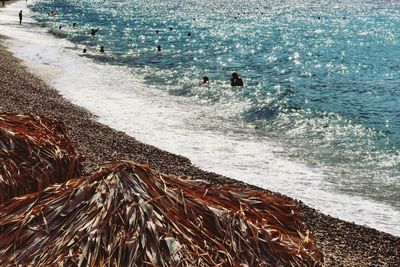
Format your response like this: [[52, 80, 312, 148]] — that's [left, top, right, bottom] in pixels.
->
[[0, 161, 323, 266], [0, 113, 83, 203]]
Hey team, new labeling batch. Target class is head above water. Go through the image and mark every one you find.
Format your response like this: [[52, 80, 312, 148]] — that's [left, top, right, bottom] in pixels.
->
[[91, 28, 99, 36], [232, 72, 239, 79]]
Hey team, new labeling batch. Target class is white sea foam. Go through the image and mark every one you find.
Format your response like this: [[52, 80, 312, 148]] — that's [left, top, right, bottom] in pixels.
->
[[1, 0, 399, 236]]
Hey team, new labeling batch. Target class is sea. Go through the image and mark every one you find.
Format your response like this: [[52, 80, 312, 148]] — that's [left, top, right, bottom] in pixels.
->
[[1, 0, 399, 236]]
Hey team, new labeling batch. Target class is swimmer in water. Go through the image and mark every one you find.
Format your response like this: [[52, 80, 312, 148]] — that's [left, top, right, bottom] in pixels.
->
[[231, 72, 244, 87], [91, 28, 99, 36]]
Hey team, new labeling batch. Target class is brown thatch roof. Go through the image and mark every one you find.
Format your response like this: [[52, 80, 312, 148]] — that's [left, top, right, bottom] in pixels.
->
[[0, 161, 323, 266], [0, 113, 82, 203]]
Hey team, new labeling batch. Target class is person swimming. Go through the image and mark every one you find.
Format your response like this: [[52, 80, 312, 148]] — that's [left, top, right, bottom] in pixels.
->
[[157, 45, 162, 52], [82, 48, 87, 53], [91, 28, 99, 36], [231, 72, 243, 87], [100, 46, 105, 53], [49, 10, 56, 16], [203, 76, 209, 84]]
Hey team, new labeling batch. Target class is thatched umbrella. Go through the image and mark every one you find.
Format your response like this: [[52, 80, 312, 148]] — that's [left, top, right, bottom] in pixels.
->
[[0, 161, 323, 266], [0, 113, 83, 203]]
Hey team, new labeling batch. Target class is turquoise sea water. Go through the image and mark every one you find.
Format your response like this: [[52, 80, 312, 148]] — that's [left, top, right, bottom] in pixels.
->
[[7, 0, 400, 233]]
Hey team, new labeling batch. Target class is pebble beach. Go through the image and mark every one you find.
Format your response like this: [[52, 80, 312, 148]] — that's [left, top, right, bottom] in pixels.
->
[[1, 35, 400, 266]]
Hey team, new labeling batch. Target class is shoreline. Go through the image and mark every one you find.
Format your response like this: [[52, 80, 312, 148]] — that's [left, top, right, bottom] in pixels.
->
[[0, 0, 20, 8], [2, 0, 399, 233], [4, 0, 399, 237], [1, 37, 399, 266]]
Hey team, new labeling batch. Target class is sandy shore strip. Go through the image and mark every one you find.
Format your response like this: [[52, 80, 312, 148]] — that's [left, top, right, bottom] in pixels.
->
[[0, 0, 20, 8], [0, 37, 399, 266]]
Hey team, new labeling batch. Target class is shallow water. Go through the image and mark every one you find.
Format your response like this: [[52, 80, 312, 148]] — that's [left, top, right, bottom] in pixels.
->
[[1, 0, 399, 236]]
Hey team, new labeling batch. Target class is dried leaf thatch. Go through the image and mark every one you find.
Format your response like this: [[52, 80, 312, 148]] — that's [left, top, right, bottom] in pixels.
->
[[0, 161, 323, 266], [0, 113, 83, 203]]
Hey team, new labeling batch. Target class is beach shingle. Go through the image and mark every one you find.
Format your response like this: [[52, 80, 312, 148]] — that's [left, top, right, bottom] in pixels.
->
[[0, 40, 399, 266]]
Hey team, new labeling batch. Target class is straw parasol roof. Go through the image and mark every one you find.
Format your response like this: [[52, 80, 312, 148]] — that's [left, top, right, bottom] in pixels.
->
[[0, 113, 82, 203], [0, 161, 323, 266]]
